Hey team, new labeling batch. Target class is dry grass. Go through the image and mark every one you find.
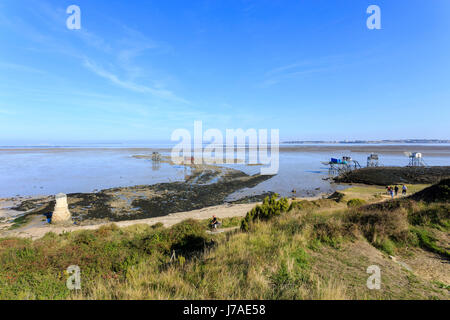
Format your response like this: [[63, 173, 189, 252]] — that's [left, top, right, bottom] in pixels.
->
[[69, 207, 447, 300], [1, 183, 448, 300]]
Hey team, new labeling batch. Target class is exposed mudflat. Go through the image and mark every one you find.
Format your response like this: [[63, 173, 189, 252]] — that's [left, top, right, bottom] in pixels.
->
[[334, 166, 450, 186], [8, 165, 274, 225]]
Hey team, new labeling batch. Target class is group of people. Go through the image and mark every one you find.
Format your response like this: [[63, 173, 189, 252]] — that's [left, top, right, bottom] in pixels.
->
[[386, 185, 407, 198]]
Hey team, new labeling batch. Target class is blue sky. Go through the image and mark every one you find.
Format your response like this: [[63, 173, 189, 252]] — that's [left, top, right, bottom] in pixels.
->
[[0, 0, 449, 142]]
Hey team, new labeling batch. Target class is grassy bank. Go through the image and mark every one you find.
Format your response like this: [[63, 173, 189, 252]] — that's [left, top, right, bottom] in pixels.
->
[[0, 181, 448, 300]]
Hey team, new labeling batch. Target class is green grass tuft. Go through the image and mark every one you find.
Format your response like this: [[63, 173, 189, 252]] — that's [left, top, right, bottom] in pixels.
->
[[410, 227, 450, 259]]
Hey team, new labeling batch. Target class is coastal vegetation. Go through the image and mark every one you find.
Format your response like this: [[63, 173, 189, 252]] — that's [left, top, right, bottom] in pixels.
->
[[0, 180, 448, 300], [346, 198, 366, 208]]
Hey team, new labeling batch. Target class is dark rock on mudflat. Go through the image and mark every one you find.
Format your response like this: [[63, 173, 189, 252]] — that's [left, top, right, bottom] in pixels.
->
[[334, 166, 450, 186]]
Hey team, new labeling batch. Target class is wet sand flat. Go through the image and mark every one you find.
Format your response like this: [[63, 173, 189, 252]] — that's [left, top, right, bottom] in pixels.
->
[[1, 144, 449, 154]]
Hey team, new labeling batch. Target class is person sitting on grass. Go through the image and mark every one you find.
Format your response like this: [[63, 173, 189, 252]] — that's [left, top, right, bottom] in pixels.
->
[[210, 215, 221, 230]]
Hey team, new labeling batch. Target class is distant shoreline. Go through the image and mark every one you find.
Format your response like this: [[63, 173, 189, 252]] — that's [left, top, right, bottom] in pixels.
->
[[283, 139, 450, 144], [2, 144, 449, 159], [0, 143, 449, 153], [1, 140, 450, 151]]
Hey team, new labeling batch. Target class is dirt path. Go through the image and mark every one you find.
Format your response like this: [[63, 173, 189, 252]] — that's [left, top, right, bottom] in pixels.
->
[[0, 203, 255, 240], [0, 194, 325, 240], [206, 226, 240, 234]]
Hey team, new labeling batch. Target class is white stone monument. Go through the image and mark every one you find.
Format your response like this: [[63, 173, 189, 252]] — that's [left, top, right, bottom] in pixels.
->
[[52, 193, 72, 224]]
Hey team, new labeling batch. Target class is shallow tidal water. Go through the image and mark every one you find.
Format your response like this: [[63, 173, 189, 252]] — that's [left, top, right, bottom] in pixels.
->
[[0, 149, 186, 198], [0, 144, 449, 199], [226, 148, 450, 200]]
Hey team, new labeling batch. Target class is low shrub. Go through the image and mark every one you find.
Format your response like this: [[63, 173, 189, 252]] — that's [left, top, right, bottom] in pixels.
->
[[346, 208, 409, 244], [241, 194, 289, 231], [74, 230, 98, 245], [95, 223, 120, 237], [169, 220, 211, 255], [327, 191, 345, 203], [151, 222, 164, 229], [376, 238, 397, 255], [289, 199, 338, 211], [138, 219, 211, 256], [312, 217, 354, 248], [408, 203, 450, 230], [346, 198, 366, 208]]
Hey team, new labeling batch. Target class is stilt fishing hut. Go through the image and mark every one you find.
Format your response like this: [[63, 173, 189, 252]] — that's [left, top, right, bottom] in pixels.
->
[[404, 152, 427, 167], [322, 156, 361, 175], [367, 153, 380, 167]]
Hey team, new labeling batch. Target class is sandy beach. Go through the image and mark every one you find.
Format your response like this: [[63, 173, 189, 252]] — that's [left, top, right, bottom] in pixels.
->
[[0, 194, 327, 240]]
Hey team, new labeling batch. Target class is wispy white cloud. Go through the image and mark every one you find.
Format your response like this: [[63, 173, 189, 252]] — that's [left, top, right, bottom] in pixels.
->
[[82, 58, 189, 104], [260, 66, 333, 87], [261, 53, 374, 87], [3, 1, 189, 105], [265, 61, 315, 77]]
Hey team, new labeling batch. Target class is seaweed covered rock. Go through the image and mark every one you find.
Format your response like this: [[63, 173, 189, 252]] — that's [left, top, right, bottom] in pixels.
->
[[334, 166, 450, 186]]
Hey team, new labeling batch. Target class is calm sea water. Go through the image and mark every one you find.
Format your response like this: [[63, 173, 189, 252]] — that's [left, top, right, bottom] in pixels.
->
[[226, 148, 450, 200], [0, 149, 186, 197], [0, 144, 449, 198]]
